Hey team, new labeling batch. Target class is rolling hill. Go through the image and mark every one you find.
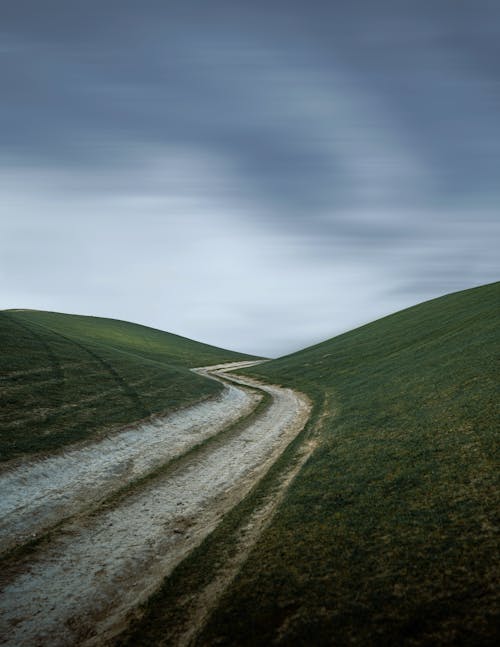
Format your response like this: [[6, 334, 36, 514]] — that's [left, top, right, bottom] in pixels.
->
[[128, 282, 498, 646], [201, 281, 499, 645], [0, 309, 257, 462]]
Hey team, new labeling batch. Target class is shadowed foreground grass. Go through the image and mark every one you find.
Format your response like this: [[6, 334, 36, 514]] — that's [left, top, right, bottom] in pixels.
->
[[0, 309, 256, 462], [125, 282, 499, 646], [203, 282, 499, 645]]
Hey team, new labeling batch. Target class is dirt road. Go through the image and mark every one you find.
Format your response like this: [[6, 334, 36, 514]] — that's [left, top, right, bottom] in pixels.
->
[[0, 362, 311, 646], [0, 365, 260, 555]]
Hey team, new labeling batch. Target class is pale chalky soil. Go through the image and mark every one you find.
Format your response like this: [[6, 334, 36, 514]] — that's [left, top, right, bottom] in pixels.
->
[[0, 368, 259, 554], [0, 364, 311, 647]]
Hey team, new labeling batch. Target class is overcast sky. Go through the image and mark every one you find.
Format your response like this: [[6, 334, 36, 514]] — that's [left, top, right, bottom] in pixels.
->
[[1, 1, 499, 356]]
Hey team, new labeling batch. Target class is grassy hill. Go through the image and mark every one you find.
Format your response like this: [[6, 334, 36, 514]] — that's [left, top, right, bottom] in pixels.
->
[[0, 309, 256, 463], [191, 282, 499, 645]]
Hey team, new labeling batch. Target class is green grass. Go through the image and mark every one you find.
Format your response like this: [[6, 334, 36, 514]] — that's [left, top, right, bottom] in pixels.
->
[[125, 282, 498, 646], [0, 309, 257, 462], [194, 281, 499, 645]]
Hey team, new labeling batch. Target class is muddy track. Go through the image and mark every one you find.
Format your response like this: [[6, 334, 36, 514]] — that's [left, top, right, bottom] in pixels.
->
[[0, 362, 311, 646]]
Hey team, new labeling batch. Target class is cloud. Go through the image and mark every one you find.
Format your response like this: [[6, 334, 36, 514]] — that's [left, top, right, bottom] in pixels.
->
[[1, 1, 499, 354]]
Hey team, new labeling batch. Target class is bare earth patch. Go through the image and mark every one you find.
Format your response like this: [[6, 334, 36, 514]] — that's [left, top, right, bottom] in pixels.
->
[[0, 369, 259, 556], [172, 436, 320, 647], [0, 362, 311, 646]]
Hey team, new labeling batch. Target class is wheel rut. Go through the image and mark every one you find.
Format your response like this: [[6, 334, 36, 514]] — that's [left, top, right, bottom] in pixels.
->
[[0, 362, 311, 647]]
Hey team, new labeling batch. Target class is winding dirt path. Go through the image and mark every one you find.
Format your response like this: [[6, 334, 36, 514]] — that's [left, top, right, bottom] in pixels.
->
[[0, 365, 260, 556], [0, 362, 311, 647]]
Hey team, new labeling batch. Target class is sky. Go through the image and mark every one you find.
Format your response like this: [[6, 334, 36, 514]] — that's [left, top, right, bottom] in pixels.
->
[[1, 0, 499, 356]]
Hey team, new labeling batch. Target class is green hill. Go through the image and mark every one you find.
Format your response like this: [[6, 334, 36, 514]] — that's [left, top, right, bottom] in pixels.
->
[[195, 282, 499, 645], [0, 309, 256, 462]]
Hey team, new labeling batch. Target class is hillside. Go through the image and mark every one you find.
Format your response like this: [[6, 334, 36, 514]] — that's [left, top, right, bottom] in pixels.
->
[[150, 282, 498, 646], [0, 309, 256, 462]]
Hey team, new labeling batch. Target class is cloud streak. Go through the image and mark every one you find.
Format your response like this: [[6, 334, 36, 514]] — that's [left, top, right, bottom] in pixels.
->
[[1, 1, 499, 355]]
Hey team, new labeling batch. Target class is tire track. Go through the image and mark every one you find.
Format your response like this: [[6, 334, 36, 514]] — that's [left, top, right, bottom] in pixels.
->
[[173, 438, 320, 647], [0, 367, 260, 556], [0, 363, 311, 647], [39, 328, 151, 418], [0, 313, 63, 383]]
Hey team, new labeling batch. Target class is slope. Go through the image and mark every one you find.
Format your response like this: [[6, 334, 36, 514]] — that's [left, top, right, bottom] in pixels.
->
[[191, 282, 499, 645], [0, 309, 256, 462]]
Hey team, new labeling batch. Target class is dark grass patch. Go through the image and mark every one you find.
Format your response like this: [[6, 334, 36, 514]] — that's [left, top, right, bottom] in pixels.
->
[[0, 310, 257, 462]]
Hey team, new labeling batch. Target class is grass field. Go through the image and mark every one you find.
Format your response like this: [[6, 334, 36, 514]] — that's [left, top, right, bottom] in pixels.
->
[[126, 282, 499, 645], [0, 309, 256, 462]]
